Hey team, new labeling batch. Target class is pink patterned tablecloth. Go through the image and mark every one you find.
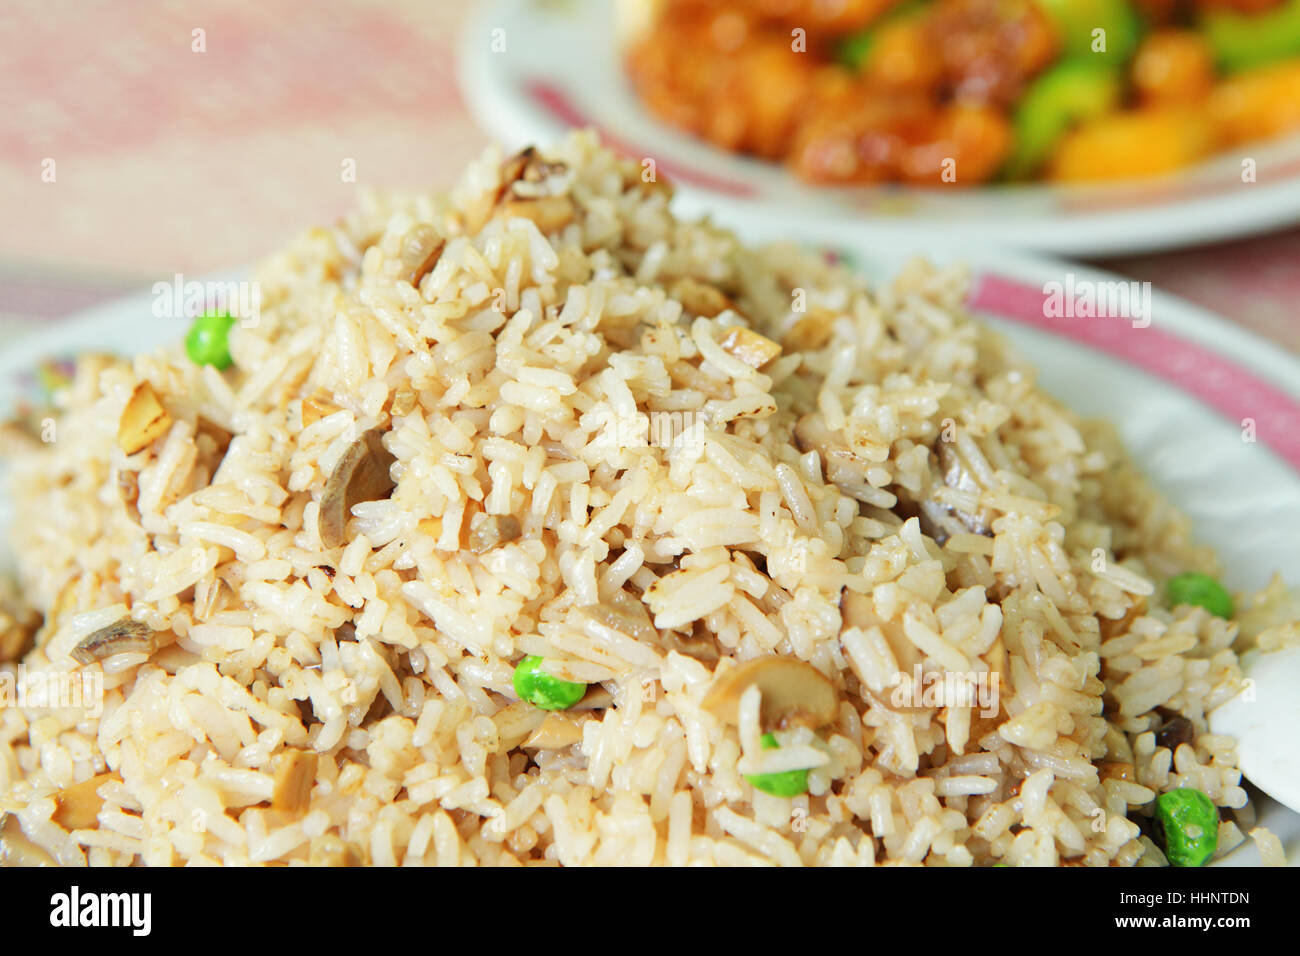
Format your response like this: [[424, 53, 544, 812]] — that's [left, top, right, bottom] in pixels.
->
[[2, 0, 1297, 354]]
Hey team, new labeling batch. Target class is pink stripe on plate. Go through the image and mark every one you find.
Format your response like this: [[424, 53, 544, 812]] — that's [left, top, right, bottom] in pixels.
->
[[525, 80, 758, 198], [969, 274, 1300, 473]]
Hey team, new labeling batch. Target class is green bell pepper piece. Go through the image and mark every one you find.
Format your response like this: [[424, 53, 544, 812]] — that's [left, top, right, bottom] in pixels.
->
[[1004, 60, 1122, 179], [1202, 0, 1300, 72], [1036, 0, 1142, 65]]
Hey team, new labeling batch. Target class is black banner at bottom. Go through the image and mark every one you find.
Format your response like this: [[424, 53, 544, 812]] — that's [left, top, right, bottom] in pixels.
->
[[2, 864, 1279, 942]]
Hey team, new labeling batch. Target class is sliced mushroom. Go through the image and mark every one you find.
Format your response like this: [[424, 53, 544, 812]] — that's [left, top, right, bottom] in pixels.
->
[[468, 514, 522, 554], [194, 576, 230, 622], [117, 382, 171, 455], [1097, 760, 1136, 783], [524, 155, 568, 185], [572, 596, 658, 647], [523, 713, 585, 750], [500, 196, 576, 232], [71, 618, 155, 665], [569, 684, 615, 712], [670, 277, 734, 319], [389, 388, 418, 417], [1098, 596, 1147, 640], [394, 223, 445, 287], [0, 601, 40, 664], [482, 148, 575, 228], [782, 310, 837, 352], [912, 441, 995, 544], [52, 772, 117, 830], [301, 392, 341, 429], [1154, 714, 1195, 752], [793, 412, 872, 490], [496, 146, 537, 201], [718, 326, 781, 370], [0, 813, 56, 866], [319, 428, 397, 548], [497, 147, 567, 196], [937, 441, 991, 528], [494, 699, 547, 750], [271, 749, 318, 813], [659, 622, 720, 664], [702, 655, 838, 731]]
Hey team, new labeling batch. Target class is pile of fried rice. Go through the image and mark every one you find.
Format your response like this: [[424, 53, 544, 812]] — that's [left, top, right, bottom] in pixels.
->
[[0, 132, 1292, 866]]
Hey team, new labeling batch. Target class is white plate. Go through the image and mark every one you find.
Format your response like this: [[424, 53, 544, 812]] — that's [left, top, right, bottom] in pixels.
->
[[458, 0, 1300, 256], [3, 244, 1297, 865]]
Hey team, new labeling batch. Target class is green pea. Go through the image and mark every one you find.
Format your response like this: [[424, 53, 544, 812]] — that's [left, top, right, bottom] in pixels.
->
[[1154, 788, 1219, 867], [1166, 572, 1234, 619], [1003, 61, 1121, 180], [744, 733, 809, 798], [512, 655, 587, 710], [1202, 0, 1300, 72], [185, 310, 238, 370]]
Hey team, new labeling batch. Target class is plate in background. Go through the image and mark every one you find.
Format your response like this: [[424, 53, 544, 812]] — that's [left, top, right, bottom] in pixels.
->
[[459, 0, 1300, 256]]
